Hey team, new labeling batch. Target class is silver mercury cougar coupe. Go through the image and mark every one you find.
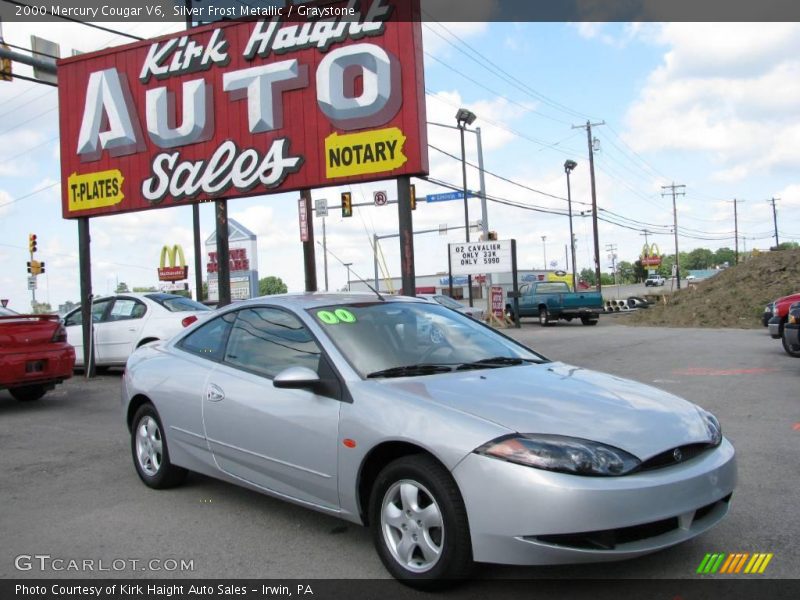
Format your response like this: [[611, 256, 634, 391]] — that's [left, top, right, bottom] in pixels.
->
[[122, 293, 735, 586]]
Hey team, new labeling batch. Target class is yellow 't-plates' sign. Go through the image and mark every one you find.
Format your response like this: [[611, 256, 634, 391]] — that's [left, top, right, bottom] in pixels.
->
[[67, 170, 125, 212], [325, 127, 407, 179]]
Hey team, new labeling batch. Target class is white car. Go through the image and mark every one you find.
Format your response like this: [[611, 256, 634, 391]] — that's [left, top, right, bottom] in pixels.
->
[[63, 293, 211, 367], [417, 293, 485, 320]]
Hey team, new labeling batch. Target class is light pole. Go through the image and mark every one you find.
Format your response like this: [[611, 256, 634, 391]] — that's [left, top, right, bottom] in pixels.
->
[[343, 262, 353, 292], [456, 107, 477, 307], [564, 159, 578, 291]]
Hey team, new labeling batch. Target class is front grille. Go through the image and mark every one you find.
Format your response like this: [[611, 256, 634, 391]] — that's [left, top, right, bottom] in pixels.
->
[[638, 443, 714, 472], [533, 495, 732, 551]]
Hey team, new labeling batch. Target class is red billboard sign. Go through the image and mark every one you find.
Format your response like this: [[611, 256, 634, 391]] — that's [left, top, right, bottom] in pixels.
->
[[57, 0, 427, 219]]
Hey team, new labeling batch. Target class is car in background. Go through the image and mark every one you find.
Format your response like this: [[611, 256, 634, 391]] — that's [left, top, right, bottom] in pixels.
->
[[0, 307, 75, 401], [645, 275, 666, 287], [781, 302, 800, 358], [767, 292, 800, 339], [63, 293, 210, 368], [123, 293, 735, 586], [762, 302, 774, 327], [417, 293, 485, 321]]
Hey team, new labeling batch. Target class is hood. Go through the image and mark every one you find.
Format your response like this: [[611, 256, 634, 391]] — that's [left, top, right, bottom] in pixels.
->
[[380, 361, 711, 460]]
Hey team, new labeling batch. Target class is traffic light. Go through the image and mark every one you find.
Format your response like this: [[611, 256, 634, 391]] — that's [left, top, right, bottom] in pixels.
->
[[28, 233, 37, 253], [28, 260, 42, 275], [341, 192, 352, 218], [409, 184, 416, 210], [27, 261, 32, 274], [39, 262, 45, 275], [488, 231, 498, 240]]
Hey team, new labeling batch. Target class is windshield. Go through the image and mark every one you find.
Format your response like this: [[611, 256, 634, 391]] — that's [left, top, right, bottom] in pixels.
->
[[308, 301, 546, 378], [0, 307, 18, 316], [145, 294, 211, 312]]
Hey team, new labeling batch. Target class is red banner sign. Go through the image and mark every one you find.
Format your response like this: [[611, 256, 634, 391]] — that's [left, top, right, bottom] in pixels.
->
[[491, 286, 505, 318], [57, 0, 427, 219]]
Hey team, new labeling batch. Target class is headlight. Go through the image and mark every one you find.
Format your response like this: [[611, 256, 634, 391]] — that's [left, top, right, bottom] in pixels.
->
[[789, 313, 798, 325], [475, 434, 641, 476], [697, 407, 722, 446]]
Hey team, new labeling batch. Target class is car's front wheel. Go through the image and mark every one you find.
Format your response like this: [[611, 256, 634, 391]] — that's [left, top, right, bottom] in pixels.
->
[[539, 307, 551, 326], [131, 404, 187, 489], [369, 455, 472, 588], [782, 330, 800, 358], [9, 385, 46, 402]]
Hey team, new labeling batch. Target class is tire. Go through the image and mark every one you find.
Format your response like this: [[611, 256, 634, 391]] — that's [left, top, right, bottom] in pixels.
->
[[581, 317, 598, 326], [9, 385, 46, 402], [369, 455, 472, 588], [538, 307, 551, 327], [782, 330, 800, 358], [130, 403, 187, 489]]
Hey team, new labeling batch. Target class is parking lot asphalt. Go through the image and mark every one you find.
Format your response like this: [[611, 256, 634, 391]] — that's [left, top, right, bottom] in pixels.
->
[[1, 317, 797, 581]]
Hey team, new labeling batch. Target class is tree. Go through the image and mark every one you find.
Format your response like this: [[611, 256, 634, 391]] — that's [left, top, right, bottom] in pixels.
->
[[616, 261, 635, 283], [685, 248, 714, 270], [115, 281, 129, 293], [579, 268, 596, 286], [133, 286, 157, 292], [778, 241, 799, 250], [259, 276, 288, 296], [713, 247, 736, 267], [633, 260, 647, 282]]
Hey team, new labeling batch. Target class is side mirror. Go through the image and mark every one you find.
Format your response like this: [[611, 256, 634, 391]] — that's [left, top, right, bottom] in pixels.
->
[[273, 366, 321, 390]]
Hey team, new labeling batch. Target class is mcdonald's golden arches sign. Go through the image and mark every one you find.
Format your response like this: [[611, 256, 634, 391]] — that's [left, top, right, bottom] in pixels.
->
[[158, 245, 188, 282]]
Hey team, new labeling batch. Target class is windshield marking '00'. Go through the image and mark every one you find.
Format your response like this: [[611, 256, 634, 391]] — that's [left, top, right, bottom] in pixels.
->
[[309, 302, 544, 379]]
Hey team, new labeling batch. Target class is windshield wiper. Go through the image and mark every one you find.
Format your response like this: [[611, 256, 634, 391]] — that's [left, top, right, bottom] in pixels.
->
[[366, 364, 454, 379], [456, 356, 538, 371]]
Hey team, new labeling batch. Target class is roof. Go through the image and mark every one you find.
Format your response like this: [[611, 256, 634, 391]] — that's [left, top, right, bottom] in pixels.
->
[[204, 218, 257, 245], [230, 291, 425, 310]]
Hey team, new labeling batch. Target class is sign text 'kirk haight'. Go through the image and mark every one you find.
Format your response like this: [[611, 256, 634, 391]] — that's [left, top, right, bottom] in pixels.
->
[[57, 0, 428, 219]]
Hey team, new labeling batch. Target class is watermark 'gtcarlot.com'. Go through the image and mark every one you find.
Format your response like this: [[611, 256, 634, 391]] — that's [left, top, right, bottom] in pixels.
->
[[14, 554, 195, 573]]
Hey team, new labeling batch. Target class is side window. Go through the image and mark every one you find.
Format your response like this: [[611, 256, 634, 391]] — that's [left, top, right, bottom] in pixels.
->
[[91, 300, 112, 323], [64, 309, 82, 327], [178, 312, 235, 362], [107, 299, 146, 321], [224, 307, 321, 379]]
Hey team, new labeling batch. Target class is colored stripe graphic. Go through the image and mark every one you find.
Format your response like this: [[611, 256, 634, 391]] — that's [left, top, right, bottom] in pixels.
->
[[698, 552, 772, 575]]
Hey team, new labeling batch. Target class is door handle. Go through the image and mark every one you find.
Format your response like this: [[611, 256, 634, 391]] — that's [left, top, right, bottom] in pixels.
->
[[207, 383, 225, 402]]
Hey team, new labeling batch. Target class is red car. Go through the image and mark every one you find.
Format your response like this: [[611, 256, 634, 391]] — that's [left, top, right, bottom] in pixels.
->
[[0, 307, 75, 402]]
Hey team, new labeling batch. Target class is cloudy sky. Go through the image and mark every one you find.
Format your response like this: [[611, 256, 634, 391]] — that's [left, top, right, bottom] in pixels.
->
[[1, 18, 798, 310]]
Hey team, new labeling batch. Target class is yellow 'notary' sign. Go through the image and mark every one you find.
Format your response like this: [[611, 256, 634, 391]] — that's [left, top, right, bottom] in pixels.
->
[[67, 170, 125, 212], [325, 127, 407, 179]]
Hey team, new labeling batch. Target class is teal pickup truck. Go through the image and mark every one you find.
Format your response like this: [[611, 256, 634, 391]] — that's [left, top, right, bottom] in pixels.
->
[[507, 281, 603, 326]]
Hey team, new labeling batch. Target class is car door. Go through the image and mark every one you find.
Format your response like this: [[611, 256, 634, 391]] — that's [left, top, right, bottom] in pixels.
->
[[95, 297, 148, 364], [202, 306, 342, 510], [63, 299, 113, 366]]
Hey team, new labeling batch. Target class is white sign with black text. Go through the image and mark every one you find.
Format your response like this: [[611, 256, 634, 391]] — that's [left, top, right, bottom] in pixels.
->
[[448, 240, 512, 275]]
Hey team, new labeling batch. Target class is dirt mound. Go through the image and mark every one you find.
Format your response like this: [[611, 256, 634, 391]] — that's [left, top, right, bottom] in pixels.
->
[[628, 249, 800, 328]]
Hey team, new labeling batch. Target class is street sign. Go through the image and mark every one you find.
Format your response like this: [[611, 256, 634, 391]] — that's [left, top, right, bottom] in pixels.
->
[[449, 240, 513, 276], [491, 286, 505, 318], [27, 276, 37, 291], [672, 264, 678, 276], [298, 198, 309, 242], [0, 299, 8, 308], [374, 190, 388, 206], [426, 190, 476, 203], [315, 198, 328, 218]]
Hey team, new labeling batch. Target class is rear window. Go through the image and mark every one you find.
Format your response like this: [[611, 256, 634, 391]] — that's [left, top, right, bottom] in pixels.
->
[[536, 283, 569, 293], [145, 294, 210, 313]]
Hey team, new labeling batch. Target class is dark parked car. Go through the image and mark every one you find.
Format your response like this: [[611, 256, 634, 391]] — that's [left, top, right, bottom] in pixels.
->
[[781, 302, 800, 358], [762, 302, 774, 327]]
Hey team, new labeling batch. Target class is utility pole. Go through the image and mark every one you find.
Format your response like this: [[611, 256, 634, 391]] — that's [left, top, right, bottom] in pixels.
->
[[661, 183, 686, 289], [541, 235, 547, 270], [769, 197, 780, 249], [572, 120, 605, 292], [322, 217, 328, 291], [605, 243, 618, 293], [727, 199, 744, 264]]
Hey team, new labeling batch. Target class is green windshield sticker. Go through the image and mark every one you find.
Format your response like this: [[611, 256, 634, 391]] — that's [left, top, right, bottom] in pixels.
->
[[335, 308, 357, 323], [317, 309, 357, 324]]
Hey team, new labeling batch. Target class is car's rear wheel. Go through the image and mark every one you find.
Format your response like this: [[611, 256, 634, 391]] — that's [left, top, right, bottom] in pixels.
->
[[131, 404, 187, 489], [539, 307, 551, 326], [781, 330, 800, 358], [369, 455, 471, 588], [9, 385, 46, 402], [581, 317, 598, 326]]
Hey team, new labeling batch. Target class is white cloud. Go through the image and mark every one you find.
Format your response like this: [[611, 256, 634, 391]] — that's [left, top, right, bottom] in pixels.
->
[[623, 24, 800, 181]]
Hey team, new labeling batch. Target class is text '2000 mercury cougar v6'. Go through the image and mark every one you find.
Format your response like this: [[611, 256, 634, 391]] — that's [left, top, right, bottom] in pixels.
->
[[122, 293, 735, 587]]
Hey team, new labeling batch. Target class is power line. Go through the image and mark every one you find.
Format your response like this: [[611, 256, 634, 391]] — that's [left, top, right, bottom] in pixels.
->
[[0, 181, 59, 210]]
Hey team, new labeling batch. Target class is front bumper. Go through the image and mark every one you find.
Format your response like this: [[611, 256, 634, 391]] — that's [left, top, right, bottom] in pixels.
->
[[768, 319, 781, 339], [452, 438, 736, 565]]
